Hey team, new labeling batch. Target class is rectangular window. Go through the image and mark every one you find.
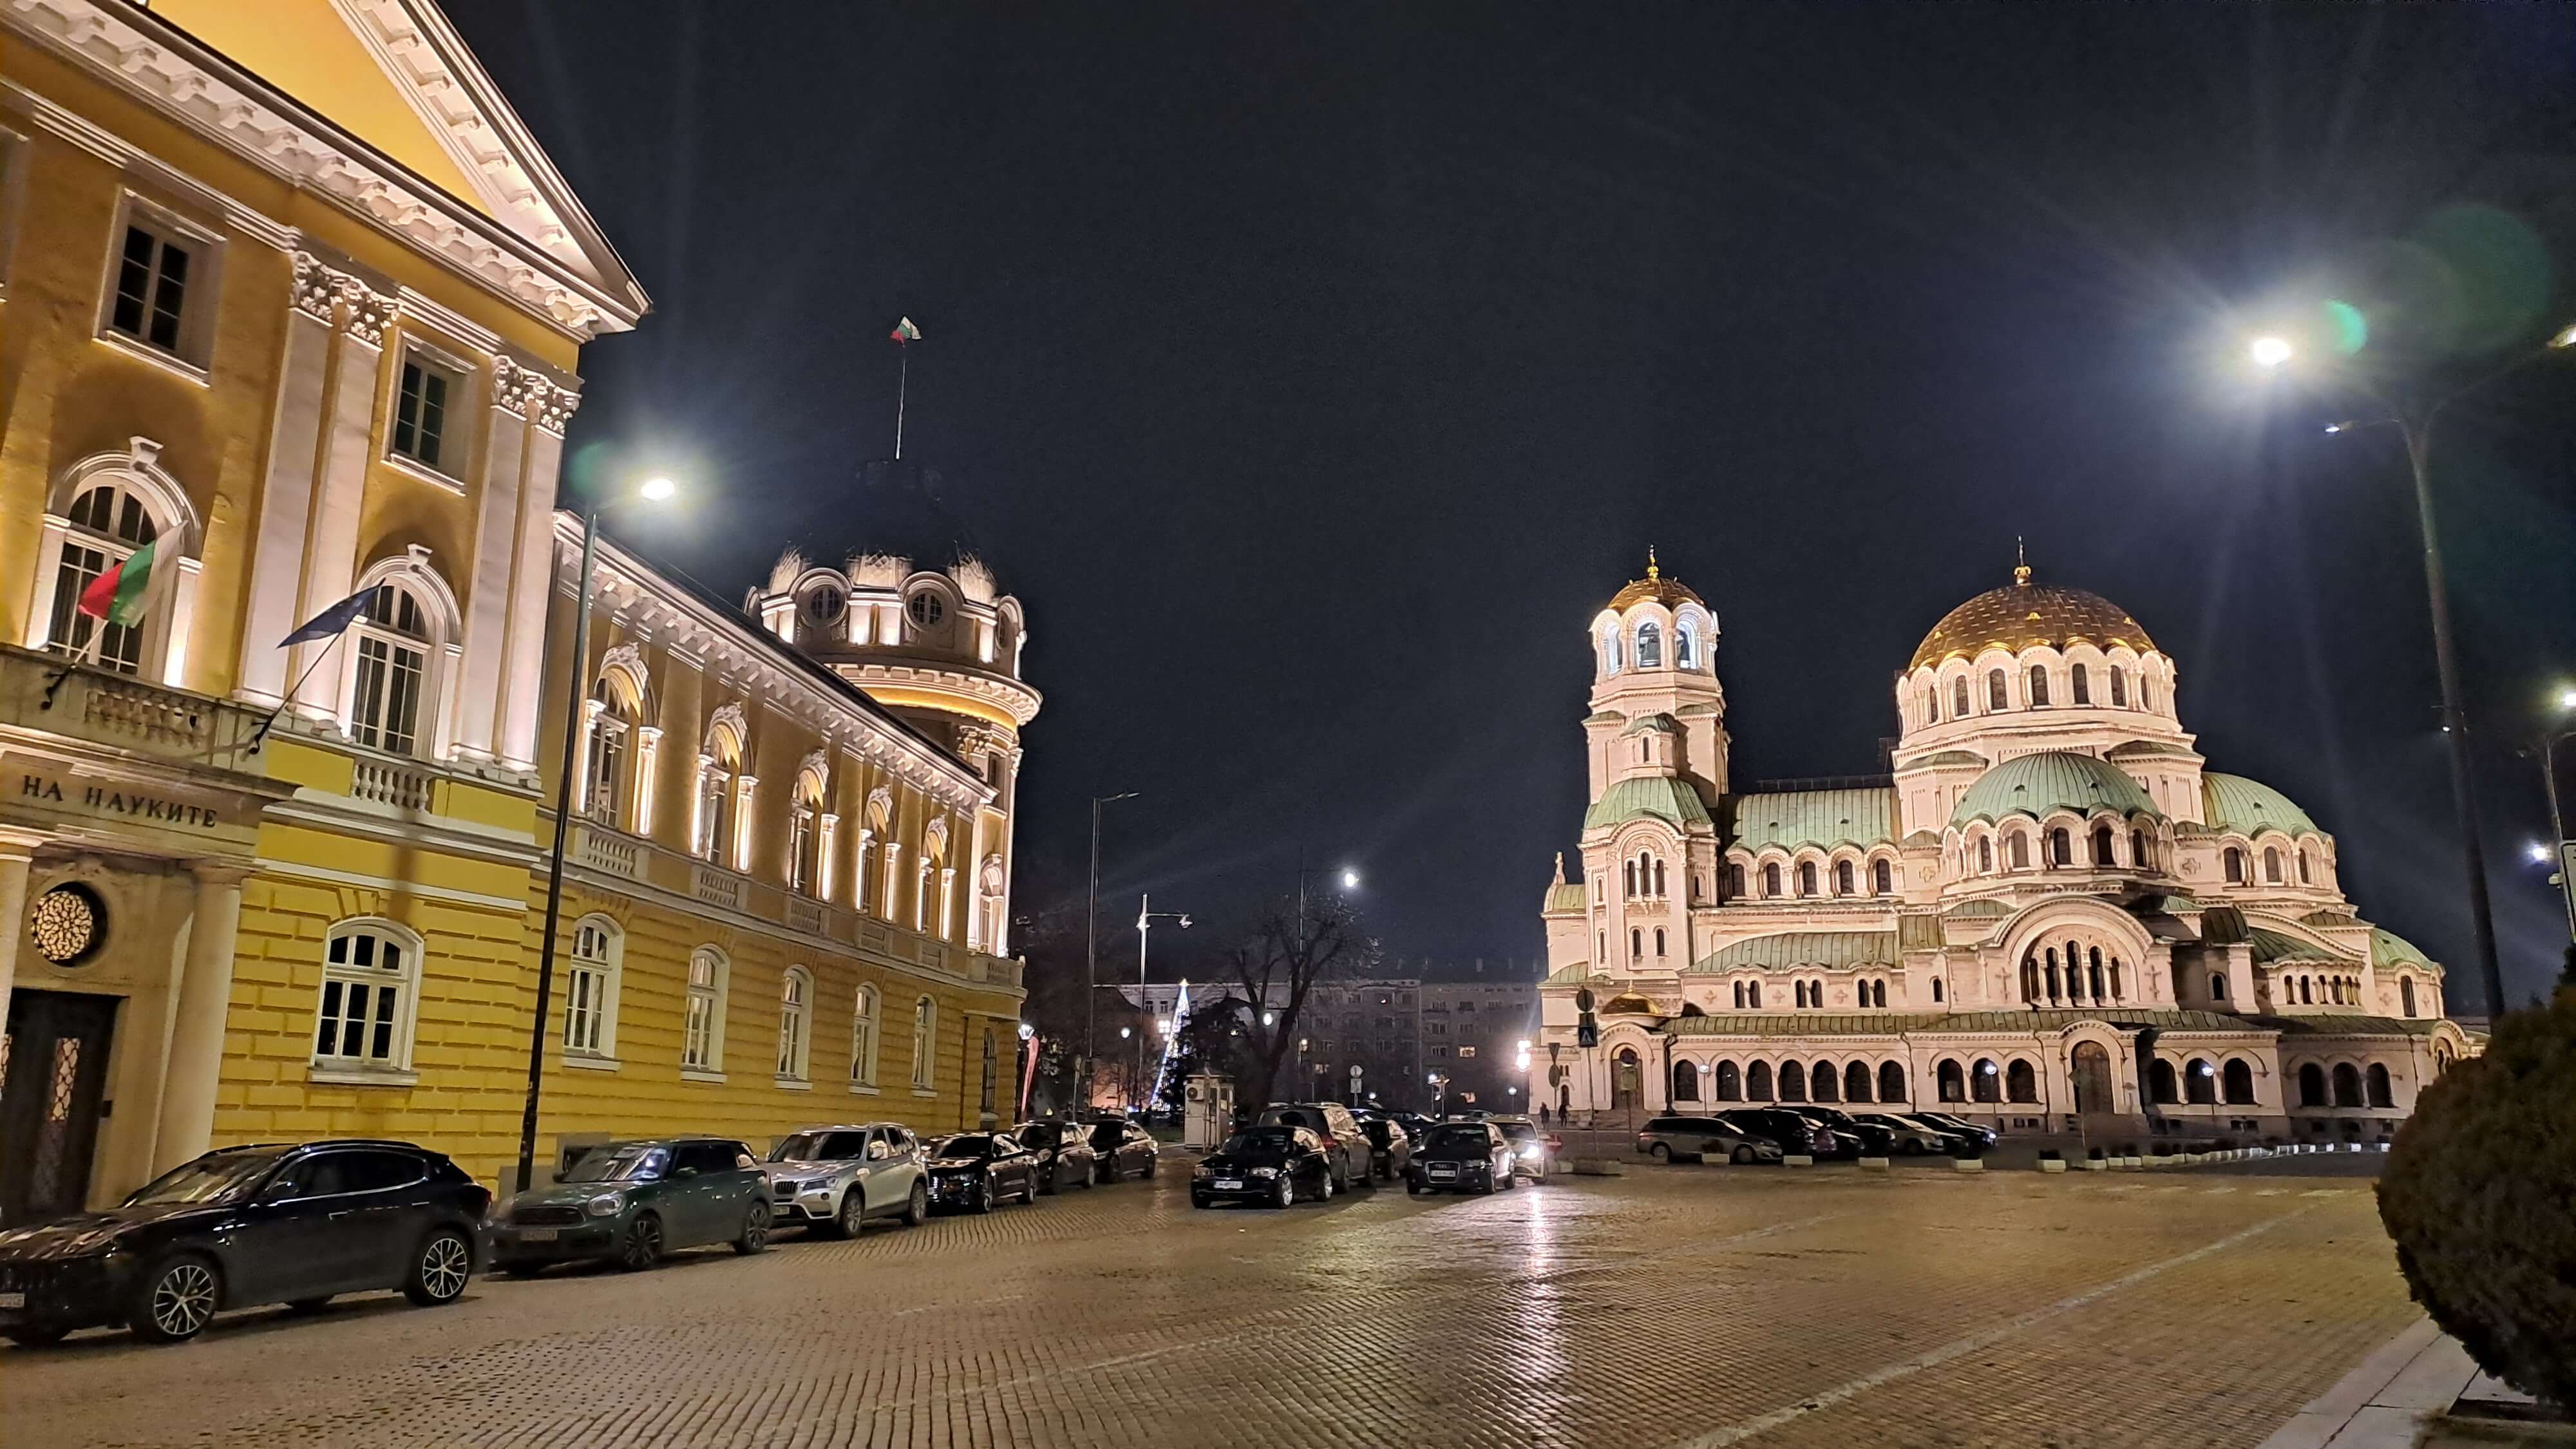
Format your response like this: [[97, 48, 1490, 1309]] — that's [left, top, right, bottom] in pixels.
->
[[392, 356, 456, 471], [350, 634, 426, 755], [585, 722, 625, 828], [683, 990, 717, 1068], [109, 222, 191, 354], [694, 769, 726, 859], [564, 963, 605, 1054], [315, 929, 408, 1066]]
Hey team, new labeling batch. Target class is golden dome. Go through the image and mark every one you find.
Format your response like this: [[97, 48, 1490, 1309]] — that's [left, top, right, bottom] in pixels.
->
[[1910, 571, 2155, 672], [1607, 547, 1705, 612]]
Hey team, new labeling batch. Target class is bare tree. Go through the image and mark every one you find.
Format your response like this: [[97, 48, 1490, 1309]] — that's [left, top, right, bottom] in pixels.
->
[[1227, 894, 1376, 1108]]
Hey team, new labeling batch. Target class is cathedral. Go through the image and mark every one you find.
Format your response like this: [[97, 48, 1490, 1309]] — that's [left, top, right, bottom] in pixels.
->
[[1537, 554, 2477, 1142]]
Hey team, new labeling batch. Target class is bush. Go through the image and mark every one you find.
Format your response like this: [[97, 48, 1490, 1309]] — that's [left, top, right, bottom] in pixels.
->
[[2377, 991, 2576, 1407]]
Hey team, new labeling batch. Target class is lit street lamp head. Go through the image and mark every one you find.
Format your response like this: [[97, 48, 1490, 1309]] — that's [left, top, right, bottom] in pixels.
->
[[636, 475, 677, 502], [2558, 687, 2576, 712], [2248, 336, 2293, 368], [1340, 869, 1360, 889], [2532, 842, 2555, 865]]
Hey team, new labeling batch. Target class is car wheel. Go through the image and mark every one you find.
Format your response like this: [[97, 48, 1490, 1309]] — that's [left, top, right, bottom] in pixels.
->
[[836, 1188, 869, 1238], [1732, 1145, 1756, 1165], [1039, 1162, 1059, 1196], [1318, 1170, 1334, 1202], [1901, 1139, 1924, 1156], [1649, 1142, 1672, 1162], [129, 1253, 220, 1343], [403, 1229, 474, 1306], [732, 1202, 772, 1255], [1503, 1168, 1518, 1191], [974, 1177, 996, 1215], [1191, 1191, 1211, 1209], [1142, 1155, 1157, 1180], [617, 1213, 664, 1271], [285, 1296, 334, 1314], [5, 1325, 68, 1347], [902, 1180, 929, 1227], [1271, 1175, 1295, 1209]]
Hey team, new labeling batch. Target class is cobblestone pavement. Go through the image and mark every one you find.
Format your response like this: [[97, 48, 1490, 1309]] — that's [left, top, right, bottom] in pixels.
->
[[1, 1159, 2420, 1448]]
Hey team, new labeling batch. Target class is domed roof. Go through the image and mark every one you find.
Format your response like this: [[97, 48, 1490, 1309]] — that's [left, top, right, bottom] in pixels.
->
[[1910, 562, 2154, 671], [1607, 549, 1705, 612], [1950, 751, 2159, 828], [2201, 773, 2322, 838], [1618, 713, 1680, 738]]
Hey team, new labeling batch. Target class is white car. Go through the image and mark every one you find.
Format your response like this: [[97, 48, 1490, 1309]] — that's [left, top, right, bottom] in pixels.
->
[[765, 1124, 927, 1236]]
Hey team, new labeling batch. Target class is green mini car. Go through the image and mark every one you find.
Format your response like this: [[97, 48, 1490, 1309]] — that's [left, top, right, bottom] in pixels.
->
[[491, 1138, 770, 1274]]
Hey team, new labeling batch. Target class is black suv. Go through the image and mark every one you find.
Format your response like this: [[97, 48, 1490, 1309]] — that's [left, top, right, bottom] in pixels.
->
[[1716, 1108, 1847, 1160], [0, 1141, 486, 1345]]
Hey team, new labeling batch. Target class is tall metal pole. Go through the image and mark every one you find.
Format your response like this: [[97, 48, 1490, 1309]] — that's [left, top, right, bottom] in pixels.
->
[[515, 505, 599, 1195], [1084, 797, 1101, 1115], [2536, 729, 2576, 946], [2400, 417, 2506, 1018], [1136, 893, 1151, 1112]]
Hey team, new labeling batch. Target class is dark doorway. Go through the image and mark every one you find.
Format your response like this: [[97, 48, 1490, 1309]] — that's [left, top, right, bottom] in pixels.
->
[[2070, 1041, 2114, 1115], [2, 990, 120, 1226]]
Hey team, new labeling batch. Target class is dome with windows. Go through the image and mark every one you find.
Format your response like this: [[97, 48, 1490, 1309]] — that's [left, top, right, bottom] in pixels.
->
[[1950, 751, 2159, 828], [1607, 551, 1703, 613], [2201, 773, 2322, 838], [1910, 568, 2155, 672]]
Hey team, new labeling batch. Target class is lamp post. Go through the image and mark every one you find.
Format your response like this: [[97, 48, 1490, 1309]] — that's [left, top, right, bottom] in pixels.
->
[[1083, 792, 1135, 1113], [513, 475, 676, 1195], [1135, 893, 1189, 1113], [2253, 325, 2576, 1019], [2526, 687, 2576, 946]]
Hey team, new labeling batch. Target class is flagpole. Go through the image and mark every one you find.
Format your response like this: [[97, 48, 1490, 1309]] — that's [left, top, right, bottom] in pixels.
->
[[247, 635, 349, 753], [895, 344, 908, 460]]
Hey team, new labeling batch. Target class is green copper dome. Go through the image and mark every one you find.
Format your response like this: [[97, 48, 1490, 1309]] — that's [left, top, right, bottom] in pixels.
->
[[2201, 773, 2323, 838], [1951, 751, 2159, 828], [1584, 776, 1713, 833]]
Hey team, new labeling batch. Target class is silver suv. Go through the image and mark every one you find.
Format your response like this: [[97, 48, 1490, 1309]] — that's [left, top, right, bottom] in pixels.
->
[[766, 1124, 927, 1236]]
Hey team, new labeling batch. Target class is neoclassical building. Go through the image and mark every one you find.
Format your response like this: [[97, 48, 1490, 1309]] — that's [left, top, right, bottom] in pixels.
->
[[1538, 556, 2475, 1142]]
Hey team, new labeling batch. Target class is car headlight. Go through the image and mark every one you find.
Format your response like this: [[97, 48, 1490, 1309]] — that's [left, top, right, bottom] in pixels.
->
[[1192, 1164, 1214, 1178], [585, 1193, 622, 1218], [1250, 1167, 1279, 1179], [1519, 1146, 1540, 1159]]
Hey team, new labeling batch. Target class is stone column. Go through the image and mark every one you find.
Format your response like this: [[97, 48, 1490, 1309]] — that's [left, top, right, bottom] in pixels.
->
[[0, 832, 42, 1032], [451, 360, 535, 762], [289, 276, 397, 721], [154, 862, 251, 1173], [235, 254, 343, 706], [496, 379, 579, 770]]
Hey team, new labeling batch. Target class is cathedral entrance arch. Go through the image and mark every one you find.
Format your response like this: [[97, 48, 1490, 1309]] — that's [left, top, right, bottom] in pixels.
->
[[2070, 1041, 2114, 1115]]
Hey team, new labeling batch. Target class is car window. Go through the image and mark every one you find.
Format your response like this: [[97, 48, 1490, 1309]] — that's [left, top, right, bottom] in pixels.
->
[[130, 1150, 285, 1207], [564, 1144, 667, 1183], [672, 1142, 732, 1175], [344, 1150, 426, 1192], [866, 1136, 891, 1160], [1089, 1122, 1122, 1148], [887, 1129, 914, 1154], [290, 1152, 363, 1198], [732, 1145, 759, 1170], [992, 1135, 1019, 1154], [817, 1132, 870, 1160]]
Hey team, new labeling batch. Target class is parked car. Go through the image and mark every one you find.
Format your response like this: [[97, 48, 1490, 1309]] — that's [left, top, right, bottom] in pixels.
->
[[1486, 1115, 1557, 1180], [1191, 1126, 1334, 1209], [1406, 1121, 1519, 1195], [1636, 1115, 1783, 1165], [1716, 1108, 1846, 1160], [0, 1140, 485, 1347], [1390, 1111, 1442, 1146], [1909, 1110, 2000, 1150], [1794, 1107, 1896, 1158], [495, 1138, 770, 1274], [1849, 1112, 1964, 1156], [1255, 1103, 1373, 1191], [924, 1133, 1043, 1213], [1012, 1121, 1100, 1193], [765, 1124, 928, 1236], [1357, 1117, 1414, 1180], [1086, 1119, 1160, 1183]]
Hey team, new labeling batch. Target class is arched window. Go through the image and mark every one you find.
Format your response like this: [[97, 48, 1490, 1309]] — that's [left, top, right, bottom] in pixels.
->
[[1871, 858, 1893, 895], [2027, 665, 2050, 707], [2263, 846, 2282, 884], [1844, 1060, 1871, 1103], [1953, 676, 1972, 719], [851, 983, 880, 1087], [2005, 1059, 2038, 1104], [1811, 1061, 1839, 1103], [1676, 620, 1700, 670], [2141, 672, 2156, 711], [2092, 826, 2114, 866], [349, 581, 439, 758], [695, 715, 744, 864], [2131, 828, 2152, 870], [1936, 1058, 1965, 1103], [1653, 858, 1667, 897], [682, 947, 727, 1072], [910, 996, 938, 1089], [2223, 848, 2244, 884], [1635, 620, 1662, 668], [563, 916, 621, 1059], [1778, 1060, 1808, 1102], [1748, 980, 1763, 1010], [1797, 860, 1818, 896], [1624, 860, 1637, 897], [1978, 837, 1994, 873], [2043, 951, 2060, 1001], [2297, 848, 2313, 885], [2222, 1059, 2255, 1105], [2148, 1058, 2178, 1103], [1922, 687, 1938, 726], [2070, 663, 2090, 705], [2184, 1058, 2216, 1105], [1671, 1059, 1699, 1101], [1714, 1060, 1742, 1101], [980, 1028, 999, 1117], [2087, 947, 2105, 1001], [2109, 666, 2128, 706], [1762, 862, 1783, 897], [1653, 927, 1666, 958], [1746, 1061, 1774, 1101], [2366, 1064, 2394, 1108], [1601, 625, 1624, 674], [1794, 980, 1810, 1009], [2210, 972, 2228, 1001], [2331, 1063, 2363, 1108], [1835, 860, 1855, 896], [788, 765, 828, 896], [1879, 1061, 1908, 1102], [2008, 832, 2029, 869], [314, 920, 421, 1072], [2298, 976, 2313, 1005], [1972, 1058, 2001, 1103], [2048, 828, 2070, 866], [775, 968, 813, 1081], [1987, 668, 2009, 712], [1731, 981, 1748, 1010], [1931, 978, 1944, 1003], [580, 677, 630, 827], [2021, 953, 2042, 1002], [2400, 977, 2417, 1018], [39, 473, 176, 677], [2297, 1063, 2327, 1107]]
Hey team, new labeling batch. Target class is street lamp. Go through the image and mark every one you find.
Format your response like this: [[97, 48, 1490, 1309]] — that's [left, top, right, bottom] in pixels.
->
[[1340, 868, 1361, 890], [1136, 893, 1189, 1112], [1083, 792, 1137, 1113], [2526, 688, 2576, 945], [514, 473, 677, 1194], [2249, 336, 2295, 369]]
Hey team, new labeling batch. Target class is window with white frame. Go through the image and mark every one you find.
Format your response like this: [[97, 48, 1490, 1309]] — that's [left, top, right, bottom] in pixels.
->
[[314, 921, 421, 1070], [851, 984, 880, 1087], [682, 947, 727, 1072], [693, 761, 728, 859], [562, 917, 621, 1058], [582, 679, 631, 827], [390, 348, 463, 474], [776, 967, 813, 1080], [911, 995, 936, 1088], [348, 583, 432, 755], [45, 480, 160, 675], [104, 211, 201, 359]]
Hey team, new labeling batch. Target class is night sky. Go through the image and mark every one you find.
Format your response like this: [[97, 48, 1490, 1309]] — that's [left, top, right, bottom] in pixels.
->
[[444, 3, 2575, 998]]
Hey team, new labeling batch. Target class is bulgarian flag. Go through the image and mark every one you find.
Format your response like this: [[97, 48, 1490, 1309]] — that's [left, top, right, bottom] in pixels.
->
[[889, 316, 922, 344], [76, 537, 166, 629]]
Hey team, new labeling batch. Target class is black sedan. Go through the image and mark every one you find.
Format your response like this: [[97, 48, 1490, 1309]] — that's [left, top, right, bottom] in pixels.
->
[[1087, 1119, 1160, 1182], [1406, 1122, 1520, 1195], [0, 1140, 486, 1346], [1012, 1121, 1099, 1193], [1191, 1126, 1332, 1209], [924, 1133, 1044, 1213]]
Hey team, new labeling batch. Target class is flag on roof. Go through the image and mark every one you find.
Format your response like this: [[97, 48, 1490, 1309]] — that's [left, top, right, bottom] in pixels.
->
[[889, 316, 922, 344]]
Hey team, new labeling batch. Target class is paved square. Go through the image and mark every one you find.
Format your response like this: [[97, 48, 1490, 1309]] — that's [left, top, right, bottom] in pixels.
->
[[1, 1159, 2420, 1448]]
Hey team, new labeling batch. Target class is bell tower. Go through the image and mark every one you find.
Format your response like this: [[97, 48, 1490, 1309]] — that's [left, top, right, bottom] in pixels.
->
[[1586, 550, 1727, 806]]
